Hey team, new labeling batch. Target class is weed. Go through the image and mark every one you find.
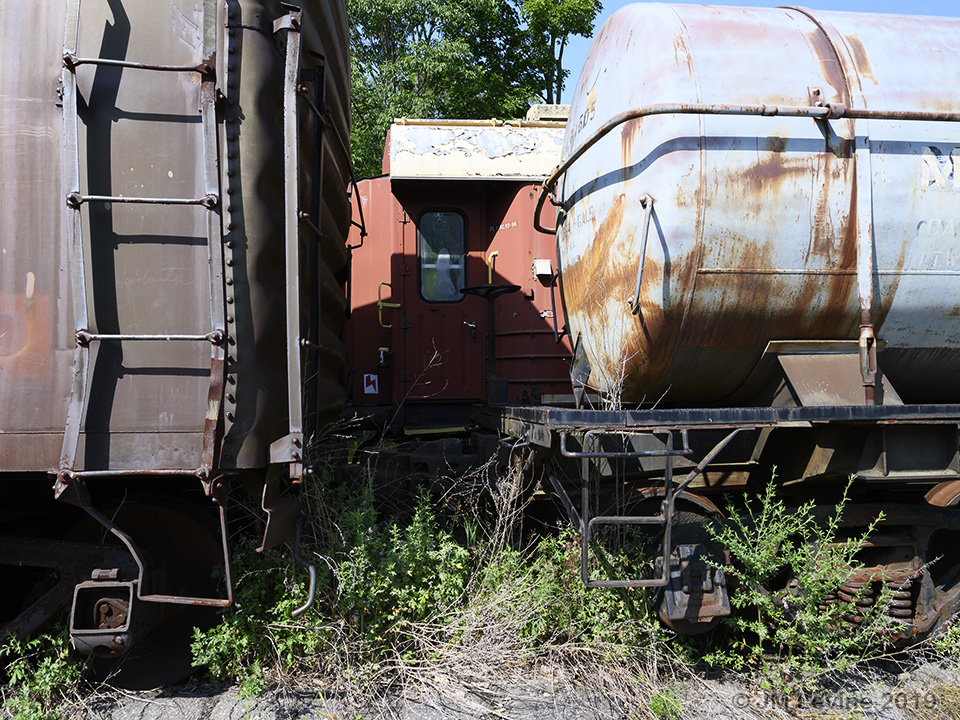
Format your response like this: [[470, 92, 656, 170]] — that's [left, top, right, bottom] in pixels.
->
[[189, 458, 675, 714], [702, 475, 893, 687], [649, 688, 682, 719], [1, 626, 82, 720]]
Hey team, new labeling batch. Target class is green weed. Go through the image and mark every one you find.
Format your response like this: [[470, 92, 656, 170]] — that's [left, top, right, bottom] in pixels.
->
[[649, 688, 682, 719], [702, 475, 893, 687], [1, 626, 82, 720]]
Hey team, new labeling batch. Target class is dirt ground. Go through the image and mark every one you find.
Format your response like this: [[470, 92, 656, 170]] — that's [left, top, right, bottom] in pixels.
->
[[68, 659, 960, 720]]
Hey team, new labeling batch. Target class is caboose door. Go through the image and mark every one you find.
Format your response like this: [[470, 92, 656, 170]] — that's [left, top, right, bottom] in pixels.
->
[[397, 191, 485, 403]]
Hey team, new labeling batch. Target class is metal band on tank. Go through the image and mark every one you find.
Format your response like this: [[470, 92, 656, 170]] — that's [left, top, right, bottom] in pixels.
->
[[782, 6, 878, 404]]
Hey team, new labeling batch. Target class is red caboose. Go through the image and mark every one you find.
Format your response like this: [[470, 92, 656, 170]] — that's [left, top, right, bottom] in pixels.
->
[[346, 109, 572, 430]]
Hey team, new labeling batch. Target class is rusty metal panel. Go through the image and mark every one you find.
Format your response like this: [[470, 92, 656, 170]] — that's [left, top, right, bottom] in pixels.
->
[[557, 4, 960, 406], [1, 0, 351, 473], [389, 121, 565, 181], [0, 1, 73, 467]]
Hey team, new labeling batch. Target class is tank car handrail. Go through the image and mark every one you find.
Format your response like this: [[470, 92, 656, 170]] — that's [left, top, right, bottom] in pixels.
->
[[628, 194, 655, 316], [533, 100, 960, 234]]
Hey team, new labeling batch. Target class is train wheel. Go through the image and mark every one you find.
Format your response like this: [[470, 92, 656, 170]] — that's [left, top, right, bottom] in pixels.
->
[[68, 498, 224, 689]]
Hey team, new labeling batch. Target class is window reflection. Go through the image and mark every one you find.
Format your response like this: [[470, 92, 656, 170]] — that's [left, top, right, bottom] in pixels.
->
[[419, 212, 465, 302]]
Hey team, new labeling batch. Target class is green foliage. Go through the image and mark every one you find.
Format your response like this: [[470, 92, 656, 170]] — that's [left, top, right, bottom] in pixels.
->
[[335, 489, 471, 652], [347, 0, 602, 177], [521, 0, 603, 103], [191, 481, 474, 687], [703, 476, 892, 687], [2, 627, 82, 720], [649, 688, 683, 719], [190, 471, 662, 695]]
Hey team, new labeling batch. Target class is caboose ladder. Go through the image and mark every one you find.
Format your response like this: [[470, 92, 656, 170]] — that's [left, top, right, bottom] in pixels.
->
[[57, 0, 225, 485]]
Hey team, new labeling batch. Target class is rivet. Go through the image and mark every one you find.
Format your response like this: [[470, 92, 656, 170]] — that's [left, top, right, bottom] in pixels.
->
[[225, 412, 234, 421], [227, 151, 235, 160], [226, 296, 234, 304], [226, 393, 236, 403], [225, 277, 234, 285], [227, 374, 236, 384], [226, 240, 234, 248], [226, 259, 234, 267], [226, 222, 234, 231], [227, 316, 234, 323], [228, 81, 235, 88], [228, 64, 235, 72], [228, 29, 235, 37]]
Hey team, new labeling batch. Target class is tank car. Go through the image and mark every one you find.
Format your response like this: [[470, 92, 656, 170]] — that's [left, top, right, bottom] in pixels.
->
[[0, 0, 351, 685], [492, 4, 960, 637]]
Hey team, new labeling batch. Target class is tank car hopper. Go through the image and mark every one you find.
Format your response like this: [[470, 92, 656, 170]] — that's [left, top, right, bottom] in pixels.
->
[[492, 4, 960, 637], [0, 0, 351, 685]]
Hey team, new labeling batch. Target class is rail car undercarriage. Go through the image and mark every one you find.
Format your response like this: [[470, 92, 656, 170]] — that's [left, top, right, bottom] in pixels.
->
[[474, 401, 960, 638]]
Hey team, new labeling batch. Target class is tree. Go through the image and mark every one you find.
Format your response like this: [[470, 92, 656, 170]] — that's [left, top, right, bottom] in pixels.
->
[[522, 0, 602, 105], [348, 0, 537, 178], [347, 0, 602, 178]]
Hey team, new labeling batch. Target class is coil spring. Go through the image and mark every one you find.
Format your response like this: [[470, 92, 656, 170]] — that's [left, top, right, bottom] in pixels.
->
[[821, 579, 916, 623]]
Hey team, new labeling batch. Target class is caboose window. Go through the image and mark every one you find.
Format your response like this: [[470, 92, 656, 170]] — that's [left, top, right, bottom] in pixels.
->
[[419, 211, 465, 302]]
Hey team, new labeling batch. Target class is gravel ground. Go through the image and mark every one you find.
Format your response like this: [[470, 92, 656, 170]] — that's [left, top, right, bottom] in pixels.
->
[[66, 660, 960, 720]]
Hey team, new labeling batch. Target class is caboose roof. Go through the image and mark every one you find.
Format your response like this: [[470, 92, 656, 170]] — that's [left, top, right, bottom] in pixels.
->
[[385, 117, 566, 181]]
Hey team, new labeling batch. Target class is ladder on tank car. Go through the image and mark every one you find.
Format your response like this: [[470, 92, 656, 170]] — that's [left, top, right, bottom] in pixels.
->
[[56, 0, 231, 607], [552, 427, 748, 589]]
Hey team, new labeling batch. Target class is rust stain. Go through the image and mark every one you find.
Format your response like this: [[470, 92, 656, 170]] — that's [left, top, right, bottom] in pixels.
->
[[621, 119, 640, 167], [843, 32, 878, 86], [564, 188, 699, 402], [0, 292, 52, 379], [671, 29, 695, 80]]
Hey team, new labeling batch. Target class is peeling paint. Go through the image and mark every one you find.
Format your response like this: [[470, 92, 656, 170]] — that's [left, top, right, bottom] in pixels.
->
[[390, 123, 565, 180]]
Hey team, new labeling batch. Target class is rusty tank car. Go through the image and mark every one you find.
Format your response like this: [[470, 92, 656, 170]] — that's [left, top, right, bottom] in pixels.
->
[[0, 0, 351, 685], [482, 4, 960, 636]]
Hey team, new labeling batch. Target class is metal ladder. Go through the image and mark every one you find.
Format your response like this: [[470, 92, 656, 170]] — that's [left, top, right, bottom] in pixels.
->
[[55, 0, 231, 609], [57, 0, 225, 489], [553, 427, 749, 587]]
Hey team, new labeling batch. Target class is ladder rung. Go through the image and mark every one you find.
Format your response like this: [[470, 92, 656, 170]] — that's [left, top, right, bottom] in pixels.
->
[[63, 53, 212, 76], [67, 192, 217, 208], [76, 330, 223, 345], [588, 514, 667, 527], [61, 468, 206, 479]]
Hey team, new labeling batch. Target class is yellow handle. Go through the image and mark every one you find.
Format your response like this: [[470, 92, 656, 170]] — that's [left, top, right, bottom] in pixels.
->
[[487, 251, 499, 283], [377, 282, 401, 328]]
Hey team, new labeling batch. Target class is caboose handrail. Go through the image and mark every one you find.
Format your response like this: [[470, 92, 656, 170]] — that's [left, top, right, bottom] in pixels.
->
[[533, 100, 960, 234]]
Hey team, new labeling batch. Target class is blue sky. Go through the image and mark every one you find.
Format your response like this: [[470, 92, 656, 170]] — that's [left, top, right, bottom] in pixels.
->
[[561, 0, 960, 104]]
